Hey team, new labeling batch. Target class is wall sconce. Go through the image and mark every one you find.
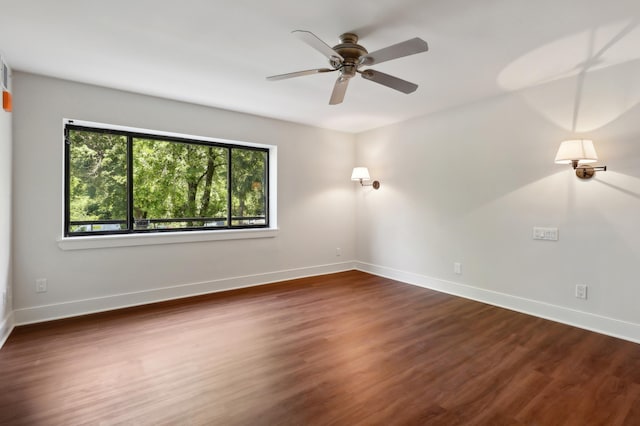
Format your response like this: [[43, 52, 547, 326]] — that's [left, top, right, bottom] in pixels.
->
[[554, 139, 607, 179], [351, 167, 380, 189]]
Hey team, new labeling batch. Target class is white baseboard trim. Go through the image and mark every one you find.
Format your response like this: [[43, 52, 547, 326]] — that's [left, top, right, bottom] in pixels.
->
[[355, 261, 640, 345], [12, 261, 639, 346], [14, 261, 357, 326], [0, 311, 15, 350]]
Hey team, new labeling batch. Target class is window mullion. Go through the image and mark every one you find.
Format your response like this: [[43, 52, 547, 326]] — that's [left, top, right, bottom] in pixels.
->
[[64, 126, 71, 236], [265, 151, 269, 227], [227, 147, 232, 228], [127, 135, 134, 232]]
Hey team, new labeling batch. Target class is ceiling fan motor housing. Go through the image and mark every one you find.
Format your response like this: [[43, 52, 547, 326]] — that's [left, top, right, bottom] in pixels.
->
[[332, 33, 368, 78]]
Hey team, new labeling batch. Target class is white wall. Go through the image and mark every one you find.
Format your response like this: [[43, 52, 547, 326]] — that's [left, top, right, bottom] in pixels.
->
[[0, 63, 12, 346], [9, 60, 640, 343], [12, 72, 356, 323], [355, 60, 640, 342]]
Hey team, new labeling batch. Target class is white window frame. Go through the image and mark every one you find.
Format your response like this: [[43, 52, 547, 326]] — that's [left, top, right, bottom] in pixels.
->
[[58, 119, 278, 250]]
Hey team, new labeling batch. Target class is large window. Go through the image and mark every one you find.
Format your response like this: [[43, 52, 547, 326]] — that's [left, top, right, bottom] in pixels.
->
[[64, 121, 269, 236]]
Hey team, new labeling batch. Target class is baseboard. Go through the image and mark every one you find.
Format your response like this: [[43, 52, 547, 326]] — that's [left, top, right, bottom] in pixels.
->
[[14, 261, 357, 326], [355, 261, 640, 345], [0, 311, 15, 349], [13, 260, 639, 345]]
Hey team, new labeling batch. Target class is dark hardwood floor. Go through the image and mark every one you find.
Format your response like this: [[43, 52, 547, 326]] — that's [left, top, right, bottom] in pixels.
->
[[1, 270, 639, 425]]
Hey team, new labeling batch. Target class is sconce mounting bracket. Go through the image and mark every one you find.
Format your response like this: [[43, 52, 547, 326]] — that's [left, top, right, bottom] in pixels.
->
[[575, 165, 607, 179]]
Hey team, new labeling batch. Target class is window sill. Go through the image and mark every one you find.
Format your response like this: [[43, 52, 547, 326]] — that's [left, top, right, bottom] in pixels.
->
[[57, 228, 279, 251]]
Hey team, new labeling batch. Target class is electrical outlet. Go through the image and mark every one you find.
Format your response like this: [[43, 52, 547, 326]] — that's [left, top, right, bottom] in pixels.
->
[[36, 278, 48, 293], [1, 291, 5, 308], [454, 262, 462, 275], [336, 247, 341, 257], [575, 284, 588, 300]]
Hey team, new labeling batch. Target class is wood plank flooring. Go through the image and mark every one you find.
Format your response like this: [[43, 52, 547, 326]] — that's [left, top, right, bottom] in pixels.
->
[[1, 270, 639, 425]]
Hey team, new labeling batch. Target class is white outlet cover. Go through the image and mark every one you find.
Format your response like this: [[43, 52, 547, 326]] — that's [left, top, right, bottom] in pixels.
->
[[575, 284, 588, 299], [36, 278, 47, 293]]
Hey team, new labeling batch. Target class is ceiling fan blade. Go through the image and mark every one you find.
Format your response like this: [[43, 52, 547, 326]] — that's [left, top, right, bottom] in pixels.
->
[[293, 30, 344, 63], [329, 76, 350, 105], [361, 69, 418, 94], [266, 68, 335, 81], [361, 37, 428, 66]]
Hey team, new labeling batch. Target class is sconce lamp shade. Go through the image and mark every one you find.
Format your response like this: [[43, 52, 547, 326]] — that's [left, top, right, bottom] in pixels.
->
[[351, 167, 371, 181], [554, 139, 598, 165]]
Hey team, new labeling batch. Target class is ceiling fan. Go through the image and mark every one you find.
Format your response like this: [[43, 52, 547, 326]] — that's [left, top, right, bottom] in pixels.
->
[[267, 30, 429, 105]]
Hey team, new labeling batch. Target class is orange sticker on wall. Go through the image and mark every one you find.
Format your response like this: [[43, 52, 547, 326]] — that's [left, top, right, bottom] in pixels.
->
[[3, 91, 11, 112]]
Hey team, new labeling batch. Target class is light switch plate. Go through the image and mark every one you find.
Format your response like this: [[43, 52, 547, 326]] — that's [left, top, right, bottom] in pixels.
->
[[533, 227, 558, 241]]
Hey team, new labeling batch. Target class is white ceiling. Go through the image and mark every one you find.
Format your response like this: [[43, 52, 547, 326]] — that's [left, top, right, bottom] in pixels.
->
[[1, 0, 639, 133]]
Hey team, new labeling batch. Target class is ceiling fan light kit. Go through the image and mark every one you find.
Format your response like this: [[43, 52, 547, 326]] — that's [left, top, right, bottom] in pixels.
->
[[267, 30, 429, 105]]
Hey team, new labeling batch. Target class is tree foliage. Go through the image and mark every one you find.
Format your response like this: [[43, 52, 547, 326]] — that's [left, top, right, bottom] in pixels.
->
[[232, 149, 267, 223], [68, 129, 267, 233], [133, 139, 228, 227], [68, 131, 127, 224]]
